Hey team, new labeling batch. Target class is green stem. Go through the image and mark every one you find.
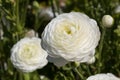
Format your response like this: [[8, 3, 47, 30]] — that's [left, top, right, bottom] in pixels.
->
[[13, 72, 17, 80], [59, 72, 67, 80], [55, 0, 60, 14], [16, 0, 20, 31], [86, 65, 91, 75], [19, 71, 23, 80], [50, 0, 56, 17], [74, 67, 85, 80], [98, 28, 106, 73], [34, 13, 39, 31], [21, 0, 29, 27], [32, 71, 40, 80], [23, 73, 30, 80], [70, 71, 75, 79]]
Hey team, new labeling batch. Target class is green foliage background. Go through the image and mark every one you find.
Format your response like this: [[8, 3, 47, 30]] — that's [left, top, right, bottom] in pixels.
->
[[0, 0, 120, 80]]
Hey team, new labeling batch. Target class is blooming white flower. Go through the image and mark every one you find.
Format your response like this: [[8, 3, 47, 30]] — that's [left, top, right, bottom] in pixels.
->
[[87, 73, 120, 80], [102, 15, 114, 28], [10, 37, 48, 72], [42, 12, 100, 66]]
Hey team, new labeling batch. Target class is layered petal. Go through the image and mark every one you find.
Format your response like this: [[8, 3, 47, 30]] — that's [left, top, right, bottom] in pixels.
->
[[10, 37, 48, 72], [42, 12, 100, 66]]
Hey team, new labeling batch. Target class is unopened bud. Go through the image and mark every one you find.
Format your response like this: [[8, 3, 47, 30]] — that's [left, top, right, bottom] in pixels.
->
[[87, 57, 95, 64], [74, 62, 80, 67], [102, 15, 114, 28], [25, 29, 38, 38], [33, 1, 40, 10]]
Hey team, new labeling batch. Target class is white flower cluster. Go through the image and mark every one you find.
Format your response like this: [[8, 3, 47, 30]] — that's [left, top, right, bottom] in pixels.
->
[[10, 12, 101, 72], [87, 73, 120, 80]]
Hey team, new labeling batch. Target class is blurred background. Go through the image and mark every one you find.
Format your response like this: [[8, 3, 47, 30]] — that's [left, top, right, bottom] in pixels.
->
[[0, 0, 120, 80]]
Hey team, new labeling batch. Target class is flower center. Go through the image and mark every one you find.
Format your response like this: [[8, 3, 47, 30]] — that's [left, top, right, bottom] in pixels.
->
[[22, 46, 32, 58], [57, 21, 76, 35], [20, 43, 38, 60], [64, 26, 72, 34]]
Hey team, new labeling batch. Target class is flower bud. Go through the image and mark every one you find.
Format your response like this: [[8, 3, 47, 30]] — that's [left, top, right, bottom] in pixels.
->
[[39, 7, 58, 21], [33, 1, 40, 10], [102, 15, 114, 28], [25, 29, 38, 38], [87, 57, 95, 64], [74, 62, 80, 67]]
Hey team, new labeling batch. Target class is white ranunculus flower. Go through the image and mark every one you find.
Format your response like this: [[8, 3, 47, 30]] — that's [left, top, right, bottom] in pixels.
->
[[102, 15, 114, 28], [87, 73, 120, 80], [10, 37, 48, 72], [42, 12, 100, 66]]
